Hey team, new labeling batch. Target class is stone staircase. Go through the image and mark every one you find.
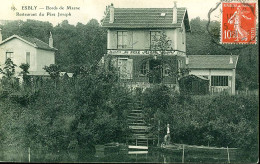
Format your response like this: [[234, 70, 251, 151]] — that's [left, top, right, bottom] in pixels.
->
[[127, 105, 150, 149]]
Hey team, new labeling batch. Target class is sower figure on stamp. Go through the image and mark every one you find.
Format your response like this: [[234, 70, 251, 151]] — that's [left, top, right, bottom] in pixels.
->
[[228, 5, 252, 41]]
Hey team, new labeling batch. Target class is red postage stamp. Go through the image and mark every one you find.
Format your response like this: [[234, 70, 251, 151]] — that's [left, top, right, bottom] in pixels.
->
[[221, 2, 257, 44]]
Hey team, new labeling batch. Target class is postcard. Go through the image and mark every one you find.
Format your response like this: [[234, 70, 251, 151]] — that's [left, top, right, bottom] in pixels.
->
[[0, 0, 258, 163]]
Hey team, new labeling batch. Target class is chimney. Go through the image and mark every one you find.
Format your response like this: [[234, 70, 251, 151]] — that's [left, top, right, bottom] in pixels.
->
[[172, 1, 177, 24], [0, 28, 2, 43], [49, 32, 53, 48], [109, 3, 114, 23], [229, 54, 233, 64]]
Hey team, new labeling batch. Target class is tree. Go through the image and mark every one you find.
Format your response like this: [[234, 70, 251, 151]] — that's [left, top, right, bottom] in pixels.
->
[[0, 58, 17, 79], [19, 63, 30, 86], [43, 64, 61, 88], [150, 30, 189, 92], [0, 58, 19, 91]]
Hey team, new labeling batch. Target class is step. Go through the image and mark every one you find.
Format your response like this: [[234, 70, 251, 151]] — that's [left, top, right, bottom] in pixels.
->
[[131, 129, 147, 132], [127, 118, 144, 122], [129, 126, 149, 129], [128, 151, 148, 154], [131, 134, 149, 138], [127, 115, 143, 119], [128, 122, 146, 125], [128, 145, 148, 150], [131, 129, 147, 133], [128, 121, 145, 125], [137, 141, 148, 144], [131, 110, 143, 112], [128, 113, 143, 117], [128, 122, 145, 125], [131, 132, 147, 135]]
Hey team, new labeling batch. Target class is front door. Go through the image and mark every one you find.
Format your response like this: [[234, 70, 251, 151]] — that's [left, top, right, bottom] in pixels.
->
[[149, 59, 162, 84]]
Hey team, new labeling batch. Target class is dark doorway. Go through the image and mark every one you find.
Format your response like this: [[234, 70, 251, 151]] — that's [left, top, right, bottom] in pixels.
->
[[149, 59, 162, 84]]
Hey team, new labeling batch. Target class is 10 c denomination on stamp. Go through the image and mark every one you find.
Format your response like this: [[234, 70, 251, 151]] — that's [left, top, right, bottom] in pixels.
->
[[221, 2, 257, 44]]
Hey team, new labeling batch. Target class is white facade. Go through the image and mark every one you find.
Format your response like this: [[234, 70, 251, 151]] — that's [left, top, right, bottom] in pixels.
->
[[0, 35, 56, 79], [189, 69, 236, 95]]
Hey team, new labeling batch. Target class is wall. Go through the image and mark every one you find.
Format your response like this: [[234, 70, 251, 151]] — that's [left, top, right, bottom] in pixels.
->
[[190, 69, 236, 95], [0, 38, 55, 78], [107, 28, 186, 52], [0, 38, 37, 78], [176, 23, 186, 52], [35, 49, 55, 75]]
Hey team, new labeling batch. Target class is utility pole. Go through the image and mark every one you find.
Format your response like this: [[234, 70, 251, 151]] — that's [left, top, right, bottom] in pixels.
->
[[182, 144, 185, 163], [227, 146, 230, 163], [28, 147, 30, 163], [157, 120, 160, 146]]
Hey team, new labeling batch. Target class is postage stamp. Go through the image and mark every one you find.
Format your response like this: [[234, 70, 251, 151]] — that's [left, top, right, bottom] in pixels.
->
[[221, 2, 257, 44]]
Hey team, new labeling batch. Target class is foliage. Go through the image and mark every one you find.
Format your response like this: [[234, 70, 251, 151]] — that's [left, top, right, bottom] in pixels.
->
[[139, 85, 258, 162], [151, 31, 171, 52], [0, 58, 19, 93], [19, 63, 30, 75], [0, 58, 17, 79], [19, 63, 30, 85], [43, 64, 60, 80], [0, 17, 258, 162], [0, 65, 133, 161]]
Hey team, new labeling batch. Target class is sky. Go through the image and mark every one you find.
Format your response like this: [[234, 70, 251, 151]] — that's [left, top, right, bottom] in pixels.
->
[[0, 0, 221, 26]]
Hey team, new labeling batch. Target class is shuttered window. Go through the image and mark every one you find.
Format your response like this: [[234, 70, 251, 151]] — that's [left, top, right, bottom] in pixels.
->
[[150, 31, 161, 50], [117, 31, 128, 49]]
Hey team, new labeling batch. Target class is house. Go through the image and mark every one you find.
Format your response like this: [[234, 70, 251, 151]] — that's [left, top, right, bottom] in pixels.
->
[[187, 55, 238, 95], [102, 3, 239, 95], [102, 3, 191, 91], [0, 29, 57, 79]]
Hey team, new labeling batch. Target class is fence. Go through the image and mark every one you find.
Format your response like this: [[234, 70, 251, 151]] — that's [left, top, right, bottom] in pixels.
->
[[235, 89, 258, 95]]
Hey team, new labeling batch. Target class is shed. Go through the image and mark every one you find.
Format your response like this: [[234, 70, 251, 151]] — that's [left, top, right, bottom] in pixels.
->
[[179, 74, 209, 95]]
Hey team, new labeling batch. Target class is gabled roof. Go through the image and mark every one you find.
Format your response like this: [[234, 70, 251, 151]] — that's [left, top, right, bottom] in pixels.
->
[[188, 55, 239, 69], [0, 35, 57, 51], [179, 74, 210, 81], [102, 8, 190, 31]]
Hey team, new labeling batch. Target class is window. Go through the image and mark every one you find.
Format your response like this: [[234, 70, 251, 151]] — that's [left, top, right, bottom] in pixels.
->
[[140, 61, 149, 75], [117, 31, 128, 49], [26, 52, 30, 65], [150, 31, 161, 49], [6, 52, 14, 60], [211, 76, 228, 86]]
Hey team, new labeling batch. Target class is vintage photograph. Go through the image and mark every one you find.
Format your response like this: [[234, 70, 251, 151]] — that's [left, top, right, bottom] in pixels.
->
[[0, 0, 258, 163]]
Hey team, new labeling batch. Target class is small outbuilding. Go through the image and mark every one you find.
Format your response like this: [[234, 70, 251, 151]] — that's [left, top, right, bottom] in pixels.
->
[[179, 74, 209, 95]]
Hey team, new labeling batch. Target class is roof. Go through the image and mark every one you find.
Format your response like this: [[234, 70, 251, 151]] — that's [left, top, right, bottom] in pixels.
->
[[60, 72, 74, 77], [179, 74, 209, 81], [188, 55, 239, 69], [102, 7, 190, 31], [0, 35, 57, 51]]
